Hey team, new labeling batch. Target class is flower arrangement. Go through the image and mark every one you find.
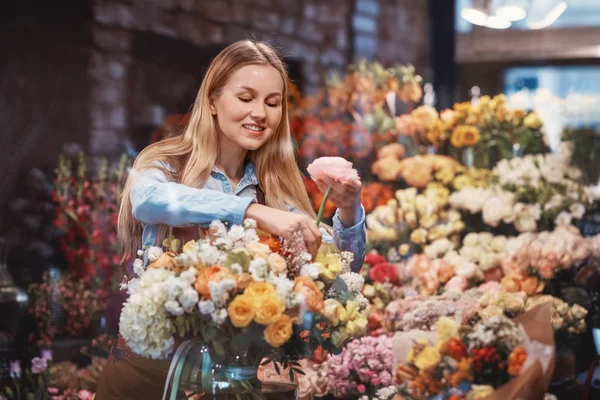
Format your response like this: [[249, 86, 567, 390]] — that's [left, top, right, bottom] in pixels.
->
[[370, 152, 461, 188], [53, 152, 132, 287], [2, 349, 98, 400], [325, 335, 395, 399], [118, 219, 368, 383], [394, 315, 535, 399], [366, 186, 466, 257], [432, 94, 547, 168], [449, 144, 598, 232], [28, 272, 107, 344]]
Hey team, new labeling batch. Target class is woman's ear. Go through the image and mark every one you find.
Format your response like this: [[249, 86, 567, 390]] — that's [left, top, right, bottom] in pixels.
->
[[209, 103, 217, 116]]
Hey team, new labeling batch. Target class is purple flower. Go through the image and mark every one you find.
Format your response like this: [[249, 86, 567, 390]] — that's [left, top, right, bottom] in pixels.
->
[[41, 349, 53, 361], [31, 356, 48, 374], [10, 360, 21, 378]]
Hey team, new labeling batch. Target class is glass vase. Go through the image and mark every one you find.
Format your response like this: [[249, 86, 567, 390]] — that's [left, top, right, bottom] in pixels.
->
[[162, 339, 298, 400]]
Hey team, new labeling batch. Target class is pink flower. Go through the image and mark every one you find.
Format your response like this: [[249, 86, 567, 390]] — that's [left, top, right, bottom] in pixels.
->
[[78, 390, 93, 400], [444, 276, 468, 293], [48, 388, 59, 395], [538, 263, 555, 280], [357, 384, 366, 393], [307, 157, 359, 183]]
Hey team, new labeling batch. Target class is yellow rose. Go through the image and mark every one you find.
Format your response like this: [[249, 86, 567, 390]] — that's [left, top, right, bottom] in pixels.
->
[[316, 253, 343, 282], [461, 126, 480, 146], [435, 316, 460, 342], [254, 295, 285, 325], [523, 112, 542, 129], [450, 126, 464, 148], [227, 295, 255, 328], [323, 299, 344, 326], [467, 385, 495, 400], [267, 253, 287, 274], [413, 344, 441, 370], [245, 282, 276, 302], [293, 277, 324, 312], [346, 315, 368, 336], [182, 240, 196, 254], [264, 314, 293, 348]]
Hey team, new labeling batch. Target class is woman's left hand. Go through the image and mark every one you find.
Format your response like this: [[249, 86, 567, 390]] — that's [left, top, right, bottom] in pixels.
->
[[313, 176, 362, 226]]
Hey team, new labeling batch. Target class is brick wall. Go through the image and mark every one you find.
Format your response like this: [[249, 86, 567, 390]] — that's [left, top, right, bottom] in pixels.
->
[[88, 0, 430, 157]]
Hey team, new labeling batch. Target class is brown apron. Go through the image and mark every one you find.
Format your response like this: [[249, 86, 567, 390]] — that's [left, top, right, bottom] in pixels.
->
[[95, 188, 267, 400]]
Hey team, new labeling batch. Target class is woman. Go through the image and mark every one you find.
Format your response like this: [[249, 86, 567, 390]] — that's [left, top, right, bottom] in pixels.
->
[[96, 39, 366, 399]]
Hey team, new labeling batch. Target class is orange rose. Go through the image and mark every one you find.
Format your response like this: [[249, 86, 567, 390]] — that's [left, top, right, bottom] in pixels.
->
[[293, 277, 324, 312], [507, 346, 527, 376], [194, 266, 236, 297], [245, 282, 276, 302], [264, 314, 293, 347]]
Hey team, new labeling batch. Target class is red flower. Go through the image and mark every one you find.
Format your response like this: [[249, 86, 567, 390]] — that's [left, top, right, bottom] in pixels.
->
[[446, 338, 468, 361], [365, 253, 387, 266], [369, 262, 398, 283], [471, 347, 502, 374]]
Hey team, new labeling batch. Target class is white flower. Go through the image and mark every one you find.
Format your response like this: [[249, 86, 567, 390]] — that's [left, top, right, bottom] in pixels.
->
[[230, 263, 243, 275], [268, 275, 296, 308], [339, 272, 364, 296], [245, 242, 271, 257], [490, 236, 507, 252], [243, 218, 257, 229], [456, 262, 477, 279], [249, 258, 268, 281], [165, 300, 184, 316], [137, 250, 144, 256], [514, 216, 537, 232], [209, 220, 227, 237], [375, 386, 399, 400], [424, 238, 454, 259], [179, 267, 197, 285], [147, 246, 163, 262], [555, 211, 573, 226], [211, 308, 228, 325], [133, 258, 145, 276], [178, 288, 199, 313], [569, 202, 586, 219], [267, 253, 288, 274], [198, 243, 223, 266], [300, 263, 321, 279], [198, 300, 215, 315], [209, 280, 234, 307]]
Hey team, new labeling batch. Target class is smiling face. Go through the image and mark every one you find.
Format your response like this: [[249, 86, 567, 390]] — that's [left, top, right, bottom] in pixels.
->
[[210, 64, 284, 152]]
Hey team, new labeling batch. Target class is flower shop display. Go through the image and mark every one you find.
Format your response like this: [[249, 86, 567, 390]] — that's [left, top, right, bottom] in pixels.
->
[[371, 153, 461, 188], [28, 272, 107, 345], [53, 152, 132, 287], [561, 126, 600, 186], [393, 304, 555, 400], [366, 186, 466, 258], [434, 94, 547, 168], [449, 143, 598, 233], [118, 218, 368, 395]]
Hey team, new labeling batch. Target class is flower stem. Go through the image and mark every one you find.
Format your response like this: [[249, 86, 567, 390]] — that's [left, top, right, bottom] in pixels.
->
[[316, 187, 332, 226]]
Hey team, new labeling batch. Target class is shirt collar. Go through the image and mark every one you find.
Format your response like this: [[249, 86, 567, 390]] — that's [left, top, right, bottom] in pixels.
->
[[210, 160, 259, 186]]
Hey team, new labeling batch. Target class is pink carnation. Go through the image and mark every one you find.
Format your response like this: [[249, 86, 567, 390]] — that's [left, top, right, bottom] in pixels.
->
[[307, 157, 359, 183], [444, 276, 468, 293]]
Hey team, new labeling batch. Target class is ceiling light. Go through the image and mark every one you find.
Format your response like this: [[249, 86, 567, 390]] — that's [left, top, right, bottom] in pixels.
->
[[527, 1, 567, 30], [485, 15, 512, 29], [461, 0, 490, 26], [497, 5, 527, 21]]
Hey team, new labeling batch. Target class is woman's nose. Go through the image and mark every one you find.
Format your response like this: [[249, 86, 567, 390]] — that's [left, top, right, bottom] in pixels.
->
[[250, 103, 266, 120]]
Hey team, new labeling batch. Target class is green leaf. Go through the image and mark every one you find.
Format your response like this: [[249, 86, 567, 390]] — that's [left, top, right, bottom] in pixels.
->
[[226, 251, 251, 271]]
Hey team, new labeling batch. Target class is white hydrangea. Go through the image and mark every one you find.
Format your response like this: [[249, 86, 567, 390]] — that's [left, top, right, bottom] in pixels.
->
[[198, 300, 215, 315], [339, 272, 364, 296], [243, 218, 257, 229], [230, 263, 243, 275], [198, 243, 224, 266], [249, 258, 268, 281], [178, 288, 199, 313], [146, 246, 163, 262], [165, 300, 184, 316], [268, 274, 296, 308]]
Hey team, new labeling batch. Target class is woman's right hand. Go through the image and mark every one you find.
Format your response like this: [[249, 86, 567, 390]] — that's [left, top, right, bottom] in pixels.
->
[[245, 204, 322, 258]]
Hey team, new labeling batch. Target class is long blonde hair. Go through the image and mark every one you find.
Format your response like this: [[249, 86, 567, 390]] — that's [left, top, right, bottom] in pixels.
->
[[118, 39, 316, 262]]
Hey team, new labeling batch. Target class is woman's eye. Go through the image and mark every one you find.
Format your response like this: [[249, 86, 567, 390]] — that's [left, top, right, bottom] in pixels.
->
[[267, 103, 280, 108], [238, 97, 252, 103]]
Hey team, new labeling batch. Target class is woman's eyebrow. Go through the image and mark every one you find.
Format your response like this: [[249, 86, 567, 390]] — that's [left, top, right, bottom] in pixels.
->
[[238, 86, 282, 97]]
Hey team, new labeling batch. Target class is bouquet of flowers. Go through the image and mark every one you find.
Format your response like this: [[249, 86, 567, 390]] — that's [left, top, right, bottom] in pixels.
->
[[118, 218, 368, 393], [393, 304, 555, 400], [449, 143, 598, 233], [435, 94, 547, 168]]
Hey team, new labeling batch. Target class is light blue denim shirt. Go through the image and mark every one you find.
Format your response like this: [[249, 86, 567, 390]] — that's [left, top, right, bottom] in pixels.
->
[[129, 161, 366, 272]]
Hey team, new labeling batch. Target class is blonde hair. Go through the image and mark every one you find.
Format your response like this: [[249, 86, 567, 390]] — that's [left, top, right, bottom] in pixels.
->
[[118, 39, 316, 262]]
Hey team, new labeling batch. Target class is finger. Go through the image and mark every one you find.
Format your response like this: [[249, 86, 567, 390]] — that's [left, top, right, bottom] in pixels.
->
[[302, 223, 317, 257]]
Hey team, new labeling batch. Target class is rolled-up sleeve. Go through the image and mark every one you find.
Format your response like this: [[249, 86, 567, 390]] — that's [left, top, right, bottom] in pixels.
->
[[130, 167, 254, 228], [322, 205, 366, 272]]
